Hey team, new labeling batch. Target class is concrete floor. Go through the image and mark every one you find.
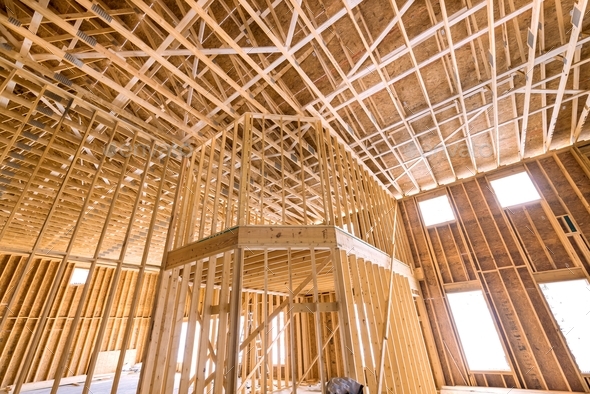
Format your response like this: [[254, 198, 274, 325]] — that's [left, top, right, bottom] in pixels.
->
[[23, 374, 323, 394], [24, 373, 142, 394], [274, 383, 322, 393]]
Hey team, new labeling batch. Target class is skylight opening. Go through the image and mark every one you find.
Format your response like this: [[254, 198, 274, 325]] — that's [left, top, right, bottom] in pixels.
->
[[69, 268, 89, 286], [489, 171, 541, 208], [540, 279, 590, 374], [418, 195, 455, 226], [447, 290, 510, 371]]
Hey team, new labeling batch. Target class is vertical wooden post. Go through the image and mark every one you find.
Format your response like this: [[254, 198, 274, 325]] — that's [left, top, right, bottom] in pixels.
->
[[194, 255, 219, 393], [280, 117, 286, 225], [187, 146, 206, 242], [314, 123, 329, 225], [287, 248, 297, 392], [226, 247, 244, 393], [211, 130, 228, 234], [262, 249, 269, 393], [150, 267, 181, 392], [198, 138, 218, 239], [212, 250, 232, 393], [260, 117, 266, 225], [176, 149, 198, 245], [238, 114, 252, 226], [377, 202, 399, 393], [324, 127, 342, 227], [310, 248, 327, 393], [297, 119, 308, 225], [178, 259, 204, 394], [111, 151, 172, 393], [162, 267, 190, 394], [226, 123, 239, 228], [331, 248, 358, 379], [137, 153, 189, 394], [82, 140, 156, 394]]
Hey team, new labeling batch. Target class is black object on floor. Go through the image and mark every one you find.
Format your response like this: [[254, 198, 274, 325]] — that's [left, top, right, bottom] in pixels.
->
[[326, 377, 364, 394]]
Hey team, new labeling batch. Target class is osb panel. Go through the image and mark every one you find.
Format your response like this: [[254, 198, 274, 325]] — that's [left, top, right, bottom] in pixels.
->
[[401, 147, 590, 392]]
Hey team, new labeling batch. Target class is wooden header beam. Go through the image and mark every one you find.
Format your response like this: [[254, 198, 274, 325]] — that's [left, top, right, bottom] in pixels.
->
[[165, 224, 417, 290]]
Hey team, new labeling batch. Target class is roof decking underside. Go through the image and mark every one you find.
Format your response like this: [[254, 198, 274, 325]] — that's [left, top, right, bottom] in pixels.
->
[[0, 0, 589, 260]]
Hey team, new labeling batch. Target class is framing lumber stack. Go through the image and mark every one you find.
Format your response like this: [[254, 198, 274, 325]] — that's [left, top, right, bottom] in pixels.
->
[[138, 114, 437, 393]]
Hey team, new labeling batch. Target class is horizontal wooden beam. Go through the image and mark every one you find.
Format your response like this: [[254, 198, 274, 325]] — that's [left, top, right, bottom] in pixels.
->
[[532, 267, 587, 283], [166, 227, 239, 269], [32, 47, 281, 60], [291, 302, 339, 313], [165, 225, 418, 289], [238, 225, 336, 248], [443, 280, 481, 293]]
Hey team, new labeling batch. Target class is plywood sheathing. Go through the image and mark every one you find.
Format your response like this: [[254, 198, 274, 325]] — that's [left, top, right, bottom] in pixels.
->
[[401, 146, 590, 391]]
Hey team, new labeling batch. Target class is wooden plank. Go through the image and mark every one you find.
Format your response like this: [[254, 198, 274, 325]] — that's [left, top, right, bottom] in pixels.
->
[[238, 225, 336, 248], [291, 303, 339, 313], [166, 229, 239, 269], [225, 248, 244, 392], [532, 267, 587, 283], [443, 280, 481, 293], [194, 255, 220, 394]]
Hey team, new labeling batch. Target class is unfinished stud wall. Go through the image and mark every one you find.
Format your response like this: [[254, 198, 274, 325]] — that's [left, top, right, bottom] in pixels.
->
[[0, 253, 157, 388], [139, 247, 341, 394], [172, 113, 397, 254], [402, 147, 590, 392], [140, 113, 437, 394], [336, 250, 438, 393], [0, 64, 185, 392], [140, 242, 436, 394]]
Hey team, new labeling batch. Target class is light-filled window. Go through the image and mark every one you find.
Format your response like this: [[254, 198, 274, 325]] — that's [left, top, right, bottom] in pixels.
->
[[177, 322, 188, 363], [447, 290, 510, 371], [540, 279, 590, 373], [177, 321, 201, 375], [489, 172, 540, 207], [70, 268, 89, 285], [239, 315, 246, 364], [418, 195, 455, 226], [354, 304, 366, 362], [271, 312, 286, 364]]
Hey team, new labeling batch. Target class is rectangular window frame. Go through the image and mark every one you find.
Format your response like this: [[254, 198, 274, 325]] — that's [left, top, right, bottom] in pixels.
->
[[487, 168, 542, 209], [69, 267, 90, 286], [446, 288, 512, 373], [538, 278, 590, 375], [416, 191, 457, 228]]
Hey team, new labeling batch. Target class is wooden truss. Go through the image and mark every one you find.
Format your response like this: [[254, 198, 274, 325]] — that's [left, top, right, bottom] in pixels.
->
[[0, 55, 183, 393], [1, 0, 588, 196]]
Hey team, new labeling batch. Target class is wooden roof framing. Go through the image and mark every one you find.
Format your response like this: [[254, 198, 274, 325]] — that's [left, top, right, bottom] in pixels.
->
[[0, 58, 182, 266], [0, 0, 589, 197]]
